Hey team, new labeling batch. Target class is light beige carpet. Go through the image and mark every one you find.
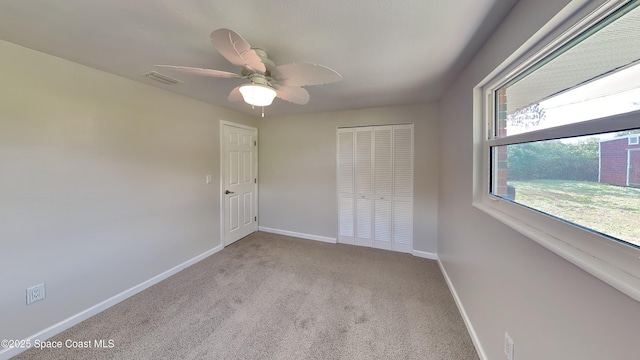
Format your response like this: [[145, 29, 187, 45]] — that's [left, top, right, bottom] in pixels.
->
[[14, 232, 478, 359]]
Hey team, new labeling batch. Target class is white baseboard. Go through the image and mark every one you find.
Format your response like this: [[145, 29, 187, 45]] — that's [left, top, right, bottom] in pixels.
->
[[411, 249, 438, 260], [0, 244, 224, 360], [437, 259, 487, 360], [258, 227, 337, 244]]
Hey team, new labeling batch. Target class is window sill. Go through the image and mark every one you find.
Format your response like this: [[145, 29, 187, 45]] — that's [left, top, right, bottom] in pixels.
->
[[473, 198, 640, 302]]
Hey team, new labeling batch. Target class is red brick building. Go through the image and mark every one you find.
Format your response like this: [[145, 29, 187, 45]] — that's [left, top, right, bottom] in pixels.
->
[[599, 135, 640, 186]]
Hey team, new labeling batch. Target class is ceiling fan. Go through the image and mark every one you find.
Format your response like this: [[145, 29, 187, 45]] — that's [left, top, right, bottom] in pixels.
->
[[156, 28, 342, 113]]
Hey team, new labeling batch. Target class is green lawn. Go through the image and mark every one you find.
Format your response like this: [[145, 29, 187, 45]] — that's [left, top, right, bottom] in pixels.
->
[[508, 180, 640, 247]]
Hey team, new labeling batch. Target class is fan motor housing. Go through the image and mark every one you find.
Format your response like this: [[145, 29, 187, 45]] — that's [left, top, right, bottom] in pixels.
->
[[253, 48, 275, 73]]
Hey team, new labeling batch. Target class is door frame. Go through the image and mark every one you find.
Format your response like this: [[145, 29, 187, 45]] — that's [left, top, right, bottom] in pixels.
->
[[219, 120, 259, 247]]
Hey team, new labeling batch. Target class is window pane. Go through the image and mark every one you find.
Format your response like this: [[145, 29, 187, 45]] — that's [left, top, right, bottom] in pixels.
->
[[491, 130, 640, 247], [495, 2, 640, 137]]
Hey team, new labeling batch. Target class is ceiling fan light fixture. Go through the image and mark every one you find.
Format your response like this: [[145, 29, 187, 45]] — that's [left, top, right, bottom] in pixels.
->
[[160, 29, 341, 108], [239, 84, 277, 106]]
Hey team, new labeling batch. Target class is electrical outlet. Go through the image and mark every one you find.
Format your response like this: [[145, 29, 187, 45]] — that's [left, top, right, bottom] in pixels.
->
[[504, 332, 515, 360], [26, 283, 46, 305]]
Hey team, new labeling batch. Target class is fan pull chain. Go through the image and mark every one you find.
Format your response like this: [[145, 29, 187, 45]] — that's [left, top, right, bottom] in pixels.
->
[[261, 107, 265, 118]]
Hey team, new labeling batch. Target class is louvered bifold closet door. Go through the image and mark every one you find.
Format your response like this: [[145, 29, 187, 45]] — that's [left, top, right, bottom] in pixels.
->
[[354, 127, 374, 247], [373, 126, 393, 250], [392, 124, 414, 253], [337, 129, 355, 244], [337, 124, 413, 253]]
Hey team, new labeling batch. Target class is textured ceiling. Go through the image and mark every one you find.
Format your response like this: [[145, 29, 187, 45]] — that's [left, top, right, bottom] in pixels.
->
[[0, 0, 517, 117]]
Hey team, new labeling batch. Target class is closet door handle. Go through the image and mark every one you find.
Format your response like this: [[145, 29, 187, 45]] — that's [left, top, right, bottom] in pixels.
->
[[225, 190, 234, 194]]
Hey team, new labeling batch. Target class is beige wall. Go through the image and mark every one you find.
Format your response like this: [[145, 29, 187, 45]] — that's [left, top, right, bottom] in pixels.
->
[[0, 39, 257, 341], [258, 104, 439, 253], [438, 0, 640, 359]]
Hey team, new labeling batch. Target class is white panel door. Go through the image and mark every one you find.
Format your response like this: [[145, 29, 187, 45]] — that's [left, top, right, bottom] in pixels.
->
[[222, 123, 257, 246], [354, 127, 373, 247], [373, 126, 393, 250], [392, 124, 414, 253], [337, 129, 355, 244]]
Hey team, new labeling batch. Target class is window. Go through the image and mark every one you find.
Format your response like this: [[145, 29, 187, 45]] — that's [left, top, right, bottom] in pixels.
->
[[475, 0, 640, 302]]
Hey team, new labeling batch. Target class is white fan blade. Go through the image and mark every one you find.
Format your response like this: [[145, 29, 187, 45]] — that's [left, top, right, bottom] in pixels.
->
[[155, 65, 241, 78], [210, 28, 266, 73], [228, 86, 243, 102], [275, 85, 310, 105], [271, 63, 342, 87]]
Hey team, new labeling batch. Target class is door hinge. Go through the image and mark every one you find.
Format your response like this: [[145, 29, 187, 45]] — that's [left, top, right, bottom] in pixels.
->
[[254, 141, 257, 146], [254, 216, 257, 221], [254, 178, 257, 183]]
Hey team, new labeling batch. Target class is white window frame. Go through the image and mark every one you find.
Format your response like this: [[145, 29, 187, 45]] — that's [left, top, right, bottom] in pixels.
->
[[629, 136, 639, 145], [473, 0, 640, 302]]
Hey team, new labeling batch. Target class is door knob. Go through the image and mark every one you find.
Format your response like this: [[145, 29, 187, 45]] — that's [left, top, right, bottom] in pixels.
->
[[225, 190, 234, 194]]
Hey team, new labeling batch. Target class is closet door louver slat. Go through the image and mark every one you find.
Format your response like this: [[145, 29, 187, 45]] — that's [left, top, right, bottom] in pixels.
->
[[373, 126, 393, 249], [337, 129, 355, 244], [354, 128, 373, 246]]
